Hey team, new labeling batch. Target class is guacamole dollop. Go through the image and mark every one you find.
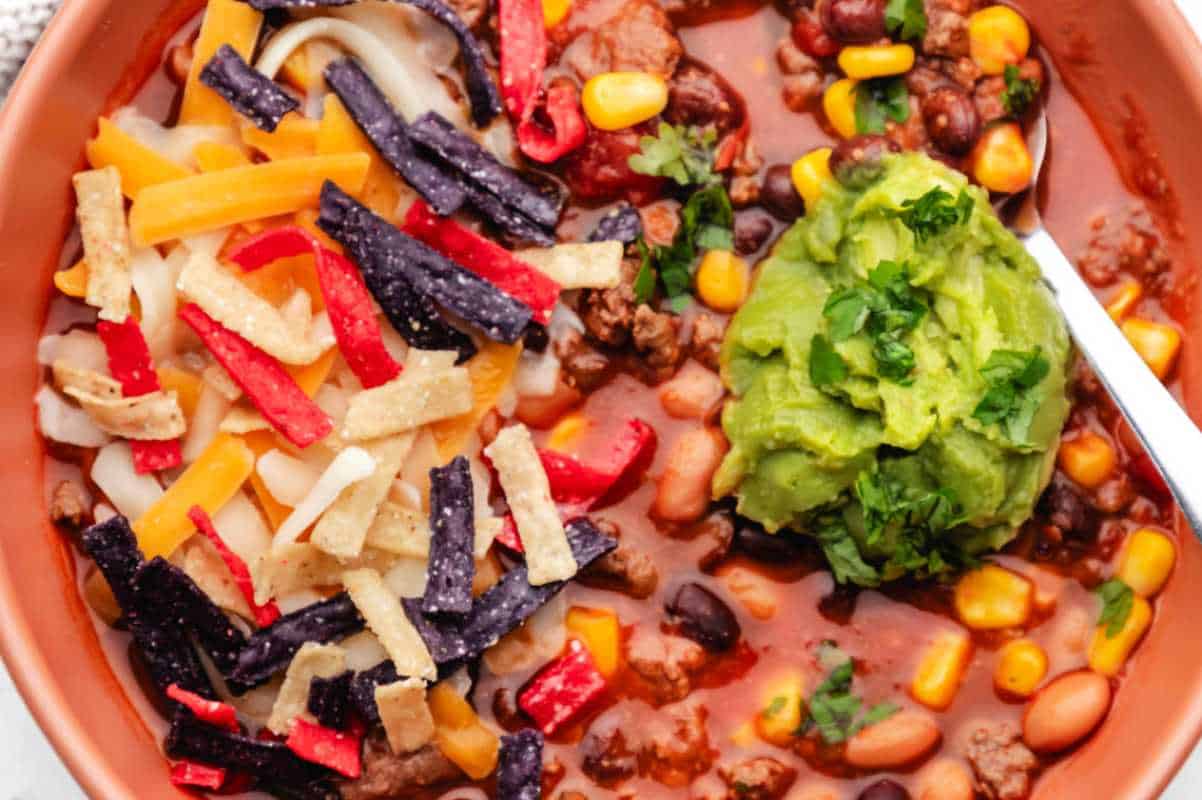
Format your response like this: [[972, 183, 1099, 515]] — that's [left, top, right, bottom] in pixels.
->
[[714, 153, 1070, 585]]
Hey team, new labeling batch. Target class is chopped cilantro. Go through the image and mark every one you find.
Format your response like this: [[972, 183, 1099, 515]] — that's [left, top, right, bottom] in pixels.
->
[[1095, 578, 1134, 638], [632, 239, 657, 304], [885, 0, 927, 41], [809, 334, 848, 387], [971, 348, 1051, 444], [1002, 64, 1041, 116], [636, 184, 734, 308], [763, 695, 788, 719], [803, 655, 900, 744], [855, 77, 910, 135], [853, 468, 969, 581], [821, 261, 927, 383], [897, 187, 974, 242], [873, 332, 917, 382], [816, 519, 881, 587], [628, 122, 719, 187]]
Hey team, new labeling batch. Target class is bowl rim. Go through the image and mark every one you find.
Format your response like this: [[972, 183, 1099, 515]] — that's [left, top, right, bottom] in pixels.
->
[[3, 0, 1202, 798]]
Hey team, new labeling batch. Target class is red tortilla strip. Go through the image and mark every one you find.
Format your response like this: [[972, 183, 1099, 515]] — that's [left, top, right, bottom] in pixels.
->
[[97, 317, 182, 472]]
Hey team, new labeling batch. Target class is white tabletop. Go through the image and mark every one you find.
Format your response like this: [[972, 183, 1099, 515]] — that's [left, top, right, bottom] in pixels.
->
[[3, 2, 1202, 799]]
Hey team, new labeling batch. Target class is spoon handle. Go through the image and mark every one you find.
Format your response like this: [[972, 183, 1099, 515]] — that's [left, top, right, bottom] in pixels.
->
[[1024, 227, 1202, 537]]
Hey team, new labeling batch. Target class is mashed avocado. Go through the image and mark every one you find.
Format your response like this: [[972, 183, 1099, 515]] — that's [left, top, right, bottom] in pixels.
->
[[714, 153, 1070, 585]]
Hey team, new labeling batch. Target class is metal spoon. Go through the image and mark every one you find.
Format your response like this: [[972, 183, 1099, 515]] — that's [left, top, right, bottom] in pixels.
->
[[1012, 112, 1202, 535]]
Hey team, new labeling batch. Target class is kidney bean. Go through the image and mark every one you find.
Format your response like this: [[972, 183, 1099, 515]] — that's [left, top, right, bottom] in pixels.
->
[[734, 519, 805, 562], [921, 87, 982, 156], [666, 581, 741, 651], [830, 135, 902, 188], [1022, 670, 1112, 753], [792, 11, 841, 58], [915, 758, 974, 800], [658, 361, 725, 420], [734, 210, 776, 255], [653, 427, 728, 523], [760, 164, 806, 221], [858, 780, 910, 800], [821, 0, 887, 44], [845, 710, 941, 769]]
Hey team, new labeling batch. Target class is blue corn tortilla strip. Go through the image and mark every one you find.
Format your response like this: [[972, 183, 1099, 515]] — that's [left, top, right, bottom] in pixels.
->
[[128, 615, 218, 700], [319, 181, 476, 362], [307, 671, 353, 730], [408, 111, 562, 230], [589, 204, 643, 244], [422, 456, 476, 616], [462, 181, 557, 247], [199, 44, 300, 132], [402, 598, 469, 663], [231, 592, 365, 689], [348, 661, 401, 725], [323, 58, 466, 216], [319, 182, 533, 344], [81, 515, 144, 612], [498, 730, 544, 800]]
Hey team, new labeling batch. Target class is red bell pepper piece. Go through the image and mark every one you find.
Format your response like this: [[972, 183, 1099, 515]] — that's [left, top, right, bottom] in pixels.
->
[[402, 200, 561, 324], [516, 83, 589, 165], [540, 418, 657, 508], [226, 226, 402, 389], [518, 640, 607, 735], [187, 505, 281, 627], [96, 317, 183, 473], [170, 761, 227, 790], [166, 684, 240, 732], [285, 717, 363, 779], [179, 303, 333, 448], [497, 514, 525, 554]]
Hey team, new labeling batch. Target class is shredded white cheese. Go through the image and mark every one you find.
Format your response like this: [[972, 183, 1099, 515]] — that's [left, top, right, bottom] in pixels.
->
[[272, 446, 378, 551]]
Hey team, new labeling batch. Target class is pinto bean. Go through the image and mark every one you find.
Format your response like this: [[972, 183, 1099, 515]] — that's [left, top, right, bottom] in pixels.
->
[[666, 582, 741, 651], [921, 87, 981, 156], [858, 780, 910, 800], [1022, 670, 1112, 753], [844, 710, 940, 769], [658, 361, 725, 420], [760, 164, 806, 221], [734, 210, 776, 255], [653, 427, 727, 522], [821, 0, 886, 43], [734, 520, 805, 562], [914, 758, 974, 800]]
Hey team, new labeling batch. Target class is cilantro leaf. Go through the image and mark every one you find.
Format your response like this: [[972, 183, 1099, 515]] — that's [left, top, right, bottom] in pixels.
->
[[628, 122, 719, 187], [1002, 64, 1041, 116], [1095, 578, 1134, 638], [639, 184, 734, 307], [633, 239, 657, 304], [821, 261, 927, 383], [816, 519, 880, 587], [804, 654, 900, 744], [762, 695, 788, 719], [972, 348, 1051, 444], [855, 78, 910, 135], [885, 0, 927, 41], [853, 702, 902, 736], [873, 332, 916, 382], [897, 187, 974, 242], [823, 287, 874, 342], [853, 468, 966, 581], [810, 334, 848, 387]]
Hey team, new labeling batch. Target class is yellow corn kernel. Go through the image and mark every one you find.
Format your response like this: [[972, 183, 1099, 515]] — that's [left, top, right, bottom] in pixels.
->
[[754, 671, 805, 747], [993, 639, 1048, 697], [954, 565, 1033, 630], [428, 682, 479, 728], [969, 5, 1031, 76], [566, 606, 622, 678], [1088, 594, 1152, 677], [1058, 431, 1117, 490], [193, 141, 252, 172], [721, 565, 779, 620], [971, 122, 1033, 194], [547, 413, 592, 453], [837, 44, 916, 80], [85, 118, 192, 199], [430, 341, 524, 461], [129, 153, 370, 246], [1122, 318, 1181, 380], [911, 631, 972, 710], [581, 72, 669, 132], [791, 148, 834, 212], [1105, 281, 1143, 321], [179, 0, 264, 126], [155, 367, 204, 420], [53, 260, 89, 298], [695, 250, 750, 313], [132, 433, 256, 559], [1118, 528, 1176, 597], [823, 79, 859, 140], [543, 0, 572, 27]]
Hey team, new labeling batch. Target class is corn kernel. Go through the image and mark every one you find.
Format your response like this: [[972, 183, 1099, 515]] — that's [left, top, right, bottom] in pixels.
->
[[721, 565, 779, 620], [1058, 431, 1117, 490], [994, 639, 1048, 697], [971, 122, 1033, 194], [791, 148, 834, 212], [969, 5, 1031, 75], [543, 0, 572, 27], [1105, 281, 1143, 321], [1122, 318, 1181, 380], [695, 250, 750, 313], [911, 630, 972, 710], [1088, 594, 1152, 677], [581, 72, 669, 131], [1118, 528, 1176, 597], [837, 44, 916, 80], [823, 79, 859, 139], [546, 413, 592, 453], [53, 259, 89, 298], [954, 565, 1033, 630], [754, 672, 805, 746], [435, 723, 500, 780], [566, 606, 622, 678]]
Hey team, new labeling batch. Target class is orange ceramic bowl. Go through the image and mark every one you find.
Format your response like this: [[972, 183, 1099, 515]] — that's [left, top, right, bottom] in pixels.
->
[[1, 0, 1202, 798]]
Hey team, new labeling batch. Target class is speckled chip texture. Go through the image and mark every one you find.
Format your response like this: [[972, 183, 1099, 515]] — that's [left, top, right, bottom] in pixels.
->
[[375, 678, 435, 754], [252, 542, 397, 606], [516, 241, 624, 290], [199, 44, 300, 132], [343, 567, 437, 680], [311, 432, 414, 560], [54, 361, 185, 440], [498, 729, 544, 800], [364, 503, 433, 558], [73, 166, 132, 323], [340, 366, 473, 441], [485, 424, 575, 585], [267, 641, 348, 734], [421, 456, 476, 616]]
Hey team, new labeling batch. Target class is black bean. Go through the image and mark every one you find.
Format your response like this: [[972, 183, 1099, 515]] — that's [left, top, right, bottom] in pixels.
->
[[858, 779, 911, 800], [760, 164, 805, 221], [522, 322, 550, 353], [734, 210, 776, 255], [734, 520, 805, 562], [922, 87, 982, 156], [821, 0, 886, 44], [665, 582, 741, 652], [830, 134, 901, 189], [818, 584, 859, 625]]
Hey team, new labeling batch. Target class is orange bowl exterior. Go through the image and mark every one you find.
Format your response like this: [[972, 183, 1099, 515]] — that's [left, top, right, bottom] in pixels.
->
[[0, 0, 1201, 798]]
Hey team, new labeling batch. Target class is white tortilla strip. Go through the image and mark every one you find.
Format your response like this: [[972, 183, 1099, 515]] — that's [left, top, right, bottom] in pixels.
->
[[267, 642, 348, 734], [364, 504, 501, 561], [343, 568, 436, 681], [341, 367, 472, 441], [219, 405, 271, 434], [485, 424, 575, 585], [516, 241, 623, 290], [177, 251, 327, 365], [73, 167, 133, 322], [404, 349, 459, 374], [311, 434, 414, 560], [64, 387, 186, 440], [182, 539, 254, 621], [272, 446, 378, 551], [52, 360, 122, 400], [252, 541, 398, 607], [375, 678, 434, 754]]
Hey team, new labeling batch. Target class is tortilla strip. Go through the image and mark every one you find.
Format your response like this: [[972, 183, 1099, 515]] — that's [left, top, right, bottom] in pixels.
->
[[342, 567, 436, 681], [219, 405, 272, 434], [73, 167, 133, 322], [52, 360, 123, 400], [267, 641, 347, 734], [311, 433, 415, 560], [181, 538, 254, 621], [252, 541, 397, 606], [516, 241, 624, 290], [341, 367, 473, 441], [375, 678, 434, 754], [63, 387, 185, 441], [365, 503, 502, 561]]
